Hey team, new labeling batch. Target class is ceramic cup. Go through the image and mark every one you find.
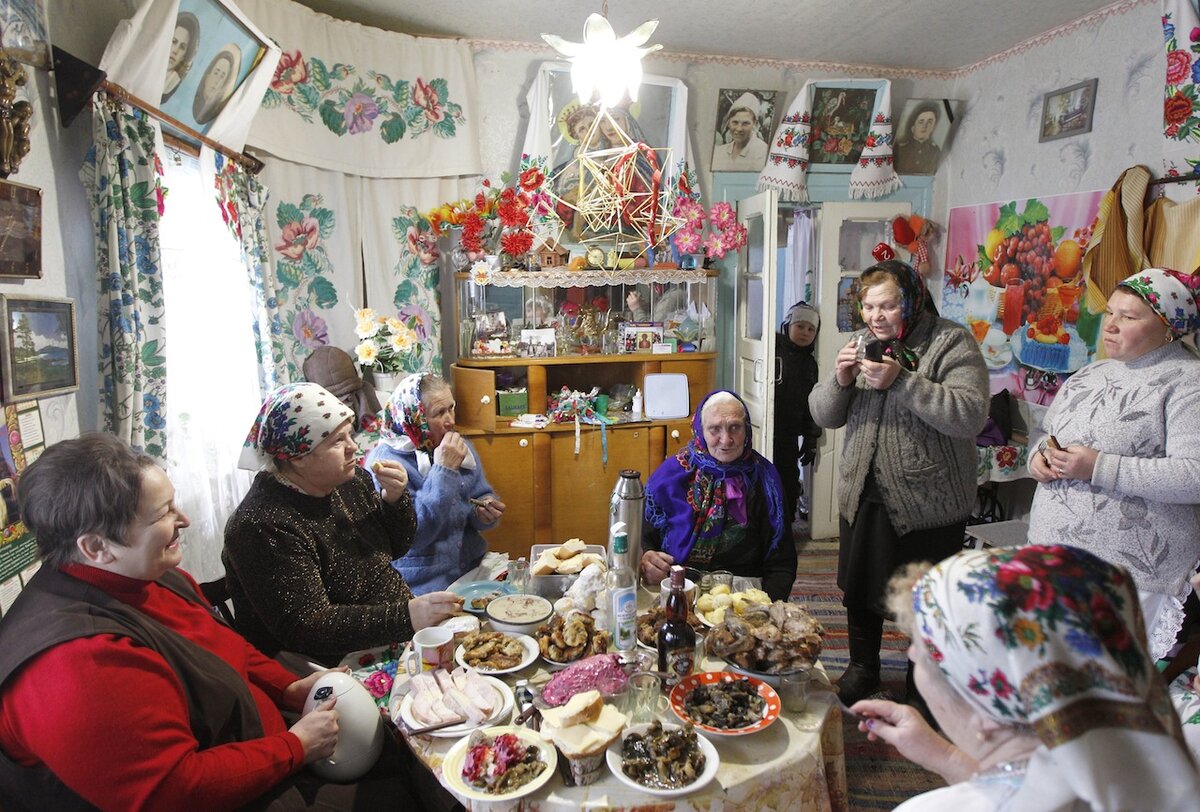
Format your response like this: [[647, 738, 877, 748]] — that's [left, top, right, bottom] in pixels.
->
[[659, 577, 697, 608], [403, 626, 455, 675]]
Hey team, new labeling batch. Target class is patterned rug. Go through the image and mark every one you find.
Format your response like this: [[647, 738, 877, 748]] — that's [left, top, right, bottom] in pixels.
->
[[791, 536, 947, 810]]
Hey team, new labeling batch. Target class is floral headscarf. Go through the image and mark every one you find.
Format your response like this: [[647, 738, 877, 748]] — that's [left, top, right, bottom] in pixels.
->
[[239, 382, 353, 470], [859, 258, 937, 371], [645, 390, 786, 563], [1117, 267, 1200, 337], [913, 544, 1197, 810], [381, 373, 433, 452]]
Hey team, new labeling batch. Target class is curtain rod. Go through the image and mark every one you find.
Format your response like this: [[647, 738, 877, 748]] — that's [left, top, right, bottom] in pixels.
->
[[1148, 171, 1200, 186], [100, 80, 264, 174]]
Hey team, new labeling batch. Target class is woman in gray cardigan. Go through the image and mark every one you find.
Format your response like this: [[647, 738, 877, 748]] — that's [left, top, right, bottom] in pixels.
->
[[809, 252, 988, 706]]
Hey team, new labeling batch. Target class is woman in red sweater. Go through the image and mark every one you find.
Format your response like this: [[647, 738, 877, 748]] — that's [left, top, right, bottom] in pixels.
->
[[0, 434, 411, 810]]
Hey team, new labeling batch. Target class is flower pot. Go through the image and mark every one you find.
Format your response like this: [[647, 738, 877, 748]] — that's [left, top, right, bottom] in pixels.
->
[[372, 371, 400, 393]]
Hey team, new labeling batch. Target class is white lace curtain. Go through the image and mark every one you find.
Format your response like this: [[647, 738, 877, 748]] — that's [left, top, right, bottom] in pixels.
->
[[160, 151, 262, 582]]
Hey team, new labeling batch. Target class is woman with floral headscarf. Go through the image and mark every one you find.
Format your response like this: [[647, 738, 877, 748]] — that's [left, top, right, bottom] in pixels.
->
[[853, 544, 1200, 811], [809, 251, 989, 705], [1029, 267, 1200, 663], [223, 382, 462, 666], [641, 390, 797, 601], [365, 374, 504, 594]]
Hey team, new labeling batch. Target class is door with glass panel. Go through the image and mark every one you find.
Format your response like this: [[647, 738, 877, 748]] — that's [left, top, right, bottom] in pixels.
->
[[734, 190, 778, 456]]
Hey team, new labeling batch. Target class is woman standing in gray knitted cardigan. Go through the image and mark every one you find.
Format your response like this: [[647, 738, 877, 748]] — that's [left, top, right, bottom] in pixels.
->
[[1030, 268, 1200, 662], [809, 254, 989, 706]]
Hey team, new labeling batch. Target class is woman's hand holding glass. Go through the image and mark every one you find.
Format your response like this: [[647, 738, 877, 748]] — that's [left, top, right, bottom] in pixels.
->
[[372, 459, 409, 503], [433, 432, 469, 470], [835, 339, 862, 387]]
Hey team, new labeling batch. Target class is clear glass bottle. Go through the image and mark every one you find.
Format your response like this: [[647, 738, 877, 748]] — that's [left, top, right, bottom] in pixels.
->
[[606, 525, 637, 661]]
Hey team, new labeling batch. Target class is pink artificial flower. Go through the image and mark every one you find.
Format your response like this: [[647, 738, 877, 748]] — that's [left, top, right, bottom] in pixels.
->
[[413, 78, 446, 124], [703, 231, 725, 259], [344, 93, 380, 134], [674, 228, 701, 254], [271, 51, 307, 95], [274, 216, 320, 260], [1167, 49, 1192, 85], [709, 202, 736, 231]]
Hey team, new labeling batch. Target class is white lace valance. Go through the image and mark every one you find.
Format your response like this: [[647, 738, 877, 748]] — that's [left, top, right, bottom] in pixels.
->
[[461, 268, 712, 288]]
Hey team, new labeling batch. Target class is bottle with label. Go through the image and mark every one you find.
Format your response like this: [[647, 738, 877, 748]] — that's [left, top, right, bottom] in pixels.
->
[[657, 565, 696, 687], [606, 524, 637, 661]]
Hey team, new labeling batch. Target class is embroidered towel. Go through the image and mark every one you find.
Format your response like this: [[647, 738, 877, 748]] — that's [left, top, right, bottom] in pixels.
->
[[758, 79, 901, 202]]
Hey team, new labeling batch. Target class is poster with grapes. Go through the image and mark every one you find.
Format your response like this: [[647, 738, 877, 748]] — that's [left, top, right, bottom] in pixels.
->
[[940, 190, 1104, 407]]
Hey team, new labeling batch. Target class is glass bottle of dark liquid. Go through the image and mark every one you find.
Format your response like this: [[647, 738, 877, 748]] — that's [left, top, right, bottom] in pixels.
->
[[657, 565, 696, 687]]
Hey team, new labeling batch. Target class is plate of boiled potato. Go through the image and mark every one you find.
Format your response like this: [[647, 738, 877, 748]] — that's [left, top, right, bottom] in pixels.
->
[[694, 585, 772, 627]]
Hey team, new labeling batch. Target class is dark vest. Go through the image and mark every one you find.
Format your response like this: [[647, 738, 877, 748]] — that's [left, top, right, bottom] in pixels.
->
[[0, 567, 267, 810]]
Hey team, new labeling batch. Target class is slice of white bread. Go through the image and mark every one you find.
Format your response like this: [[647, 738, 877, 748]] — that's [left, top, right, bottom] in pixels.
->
[[554, 538, 588, 559], [541, 689, 602, 728], [532, 551, 560, 576], [577, 553, 605, 571], [556, 554, 586, 575]]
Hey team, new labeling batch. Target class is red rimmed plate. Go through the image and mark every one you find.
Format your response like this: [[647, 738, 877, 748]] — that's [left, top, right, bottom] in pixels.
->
[[669, 671, 780, 737]]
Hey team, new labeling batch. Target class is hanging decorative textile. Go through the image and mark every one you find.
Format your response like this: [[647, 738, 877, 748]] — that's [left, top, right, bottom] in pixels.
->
[[1162, 0, 1200, 199], [239, 0, 481, 179], [79, 99, 170, 463], [1080, 165, 1150, 317], [758, 79, 901, 202]]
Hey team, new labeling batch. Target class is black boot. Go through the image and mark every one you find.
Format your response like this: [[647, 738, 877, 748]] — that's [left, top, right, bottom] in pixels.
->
[[837, 608, 883, 705]]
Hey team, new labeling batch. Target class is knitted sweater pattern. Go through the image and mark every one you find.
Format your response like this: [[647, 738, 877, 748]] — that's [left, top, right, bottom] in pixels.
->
[[809, 318, 989, 535], [1028, 341, 1200, 596], [222, 467, 418, 665]]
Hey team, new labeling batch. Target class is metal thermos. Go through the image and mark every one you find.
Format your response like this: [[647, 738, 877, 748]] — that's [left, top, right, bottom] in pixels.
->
[[610, 469, 645, 556]]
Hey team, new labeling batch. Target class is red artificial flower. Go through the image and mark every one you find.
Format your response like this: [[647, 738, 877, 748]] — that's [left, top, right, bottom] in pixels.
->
[[497, 196, 529, 228], [500, 230, 533, 256], [1165, 91, 1194, 126]]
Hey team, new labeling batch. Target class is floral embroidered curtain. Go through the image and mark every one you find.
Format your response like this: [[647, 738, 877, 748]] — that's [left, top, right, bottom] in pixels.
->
[[79, 99, 169, 462], [1162, 0, 1200, 198]]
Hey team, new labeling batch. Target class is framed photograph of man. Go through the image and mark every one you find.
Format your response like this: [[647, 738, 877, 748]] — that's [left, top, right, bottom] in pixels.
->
[[158, 0, 269, 135], [1039, 79, 1098, 143], [0, 295, 78, 403], [711, 88, 777, 172], [894, 98, 963, 175]]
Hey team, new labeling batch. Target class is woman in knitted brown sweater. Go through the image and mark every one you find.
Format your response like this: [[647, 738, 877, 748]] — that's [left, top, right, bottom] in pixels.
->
[[809, 253, 988, 706]]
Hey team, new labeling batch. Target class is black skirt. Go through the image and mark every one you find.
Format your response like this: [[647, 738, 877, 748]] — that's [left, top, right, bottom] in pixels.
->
[[837, 475, 965, 616]]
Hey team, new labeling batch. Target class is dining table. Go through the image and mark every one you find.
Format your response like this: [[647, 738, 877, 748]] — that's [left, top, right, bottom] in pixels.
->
[[355, 555, 849, 811]]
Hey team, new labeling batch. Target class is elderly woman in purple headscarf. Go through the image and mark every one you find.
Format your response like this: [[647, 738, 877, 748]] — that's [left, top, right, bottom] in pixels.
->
[[1029, 267, 1200, 663], [366, 373, 505, 594], [641, 389, 796, 601]]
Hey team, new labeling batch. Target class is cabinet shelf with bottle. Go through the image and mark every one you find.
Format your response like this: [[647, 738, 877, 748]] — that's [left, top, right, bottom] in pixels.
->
[[450, 268, 717, 559]]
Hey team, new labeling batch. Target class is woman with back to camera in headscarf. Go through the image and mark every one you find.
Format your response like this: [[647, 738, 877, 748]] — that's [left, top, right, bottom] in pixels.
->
[[809, 247, 989, 706], [774, 301, 821, 525], [641, 389, 797, 601], [223, 382, 461, 667], [366, 373, 504, 595], [1028, 267, 1200, 663], [853, 544, 1200, 811]]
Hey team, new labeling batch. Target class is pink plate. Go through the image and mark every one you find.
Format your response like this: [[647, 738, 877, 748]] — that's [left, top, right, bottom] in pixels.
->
[[669, 671, 780, 737]]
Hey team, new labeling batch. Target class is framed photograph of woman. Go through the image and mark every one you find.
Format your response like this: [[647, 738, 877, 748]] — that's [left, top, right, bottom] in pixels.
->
[[894, 98, 963, 175], [157, 0, 268, 135], [711, 88, 777, 172], [0, 295, 78, 403]]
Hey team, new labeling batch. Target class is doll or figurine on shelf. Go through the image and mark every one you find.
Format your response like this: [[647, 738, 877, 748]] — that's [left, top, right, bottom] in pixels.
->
[[892, 215, 938, 277]]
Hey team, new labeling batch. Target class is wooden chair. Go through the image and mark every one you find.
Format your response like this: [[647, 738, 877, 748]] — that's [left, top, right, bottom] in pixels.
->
[[198, 576, 236, 626]]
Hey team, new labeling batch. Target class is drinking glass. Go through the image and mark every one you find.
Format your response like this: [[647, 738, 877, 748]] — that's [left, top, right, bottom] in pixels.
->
[[508, 557, 529, 594], [780, 671, 811, 714], [629, 672, 661, 725]]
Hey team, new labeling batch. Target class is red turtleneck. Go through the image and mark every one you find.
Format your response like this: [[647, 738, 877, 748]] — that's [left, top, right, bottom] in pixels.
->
[[0, 565, 306, 811]]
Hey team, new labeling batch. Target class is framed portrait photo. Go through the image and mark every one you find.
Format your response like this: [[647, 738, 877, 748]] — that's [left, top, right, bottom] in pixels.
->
[[894, 98, 964, 175], [711, 88, 778, 173], [1039, 79, 1098, 143], [0, 295, 79, 403], [0, 180, 40, 279], [158, 0, 269, 135]]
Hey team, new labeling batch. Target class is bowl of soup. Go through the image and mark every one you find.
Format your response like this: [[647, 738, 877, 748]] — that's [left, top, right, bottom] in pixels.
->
[[485, 594, 554, 636]]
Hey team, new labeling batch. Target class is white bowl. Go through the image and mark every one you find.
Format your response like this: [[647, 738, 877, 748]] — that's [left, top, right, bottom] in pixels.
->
[[605, 721, 719, 798], [484, 593, 553, 636]]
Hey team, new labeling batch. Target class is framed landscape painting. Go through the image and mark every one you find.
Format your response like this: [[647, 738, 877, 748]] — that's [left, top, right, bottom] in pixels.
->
[[0, 295, 78, 403]]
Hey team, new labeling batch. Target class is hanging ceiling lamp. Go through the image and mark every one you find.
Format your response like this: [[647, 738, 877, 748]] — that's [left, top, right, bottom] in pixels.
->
[[541, 4, 662, 108]]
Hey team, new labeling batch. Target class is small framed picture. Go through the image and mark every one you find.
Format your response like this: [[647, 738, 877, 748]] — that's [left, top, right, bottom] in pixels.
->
[[520, 327, 556, 358], [651, 342, 675, 354], [0, 180, 41, 279], [711, 88, 778, 173], [0, 295, 79, 403], [808, 84, 879, 166], [1039, 79, 1098, 143], [893, 99, 964, 175], [623, 322, 663, 354]]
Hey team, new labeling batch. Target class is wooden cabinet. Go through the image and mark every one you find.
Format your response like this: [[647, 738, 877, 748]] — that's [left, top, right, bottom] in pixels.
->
[[451, 268, 718, 555], [549, 425, 651, 545]]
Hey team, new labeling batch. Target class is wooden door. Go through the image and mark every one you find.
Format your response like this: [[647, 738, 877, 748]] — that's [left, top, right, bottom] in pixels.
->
[[451, 365, 496, 431], [735, 189, 778, 456], [549, 426, 651, 546], [661, 418, 692, 463], [471, 433, 535, 559]]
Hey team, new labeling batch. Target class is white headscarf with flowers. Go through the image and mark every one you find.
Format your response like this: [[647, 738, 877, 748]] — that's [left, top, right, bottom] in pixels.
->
[[379, 372, 475, 476], [238, 382, 353, 471], [913, 544, 1198, 811]]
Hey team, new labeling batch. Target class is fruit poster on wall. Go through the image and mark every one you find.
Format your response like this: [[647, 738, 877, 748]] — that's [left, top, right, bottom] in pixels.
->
[[941, 190, 1104, 407]]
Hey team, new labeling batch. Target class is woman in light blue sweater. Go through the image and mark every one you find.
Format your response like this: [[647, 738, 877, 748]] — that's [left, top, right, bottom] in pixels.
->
[[366, 374, 504, 594], [1030, 268, 1200, 662]]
